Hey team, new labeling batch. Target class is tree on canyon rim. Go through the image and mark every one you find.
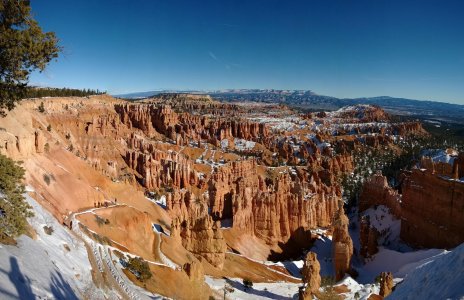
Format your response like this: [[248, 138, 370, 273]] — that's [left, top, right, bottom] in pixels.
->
[[0, 0, 58, 239], [0, 0, 61, 116], [0, 154, 33, 239]]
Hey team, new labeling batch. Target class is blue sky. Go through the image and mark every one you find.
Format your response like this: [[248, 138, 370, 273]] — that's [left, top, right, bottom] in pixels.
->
[[30, 0, 464, 104]]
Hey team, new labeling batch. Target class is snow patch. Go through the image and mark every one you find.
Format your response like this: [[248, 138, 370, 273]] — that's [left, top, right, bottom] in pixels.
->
[[389, 243, 464, 300]]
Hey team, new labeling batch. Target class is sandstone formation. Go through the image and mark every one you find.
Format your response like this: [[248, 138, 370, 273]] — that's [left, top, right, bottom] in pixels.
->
[[300, 251, 321, 299], [171, 216, 226, 268], [209, 158, 344, 249], [332, 205, 353, 281], [359, 216, 379, 258], [359, 173, 401, 218], [379, 272, 394, 297], [359, 152, 464, 250], [182, 261, 204, 281], [401, 167, 464, 248]]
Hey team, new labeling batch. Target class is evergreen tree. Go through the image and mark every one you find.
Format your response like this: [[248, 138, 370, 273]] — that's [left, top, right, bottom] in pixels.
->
[[127, 256, 152, 281], [0, 0, 61, 115], [0, 154, 33, 238]]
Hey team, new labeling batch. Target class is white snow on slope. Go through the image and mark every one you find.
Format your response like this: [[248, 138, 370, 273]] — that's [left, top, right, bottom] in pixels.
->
[[362, 205, 402, 249], [388, 243, 464, 300], [310, 233, 334, 277], [335, 276, 380, 300], [205, 276, 300, 300], [234, 138, 256, 151], [357, 247, 447, 284], [0, 194, 106, 299]]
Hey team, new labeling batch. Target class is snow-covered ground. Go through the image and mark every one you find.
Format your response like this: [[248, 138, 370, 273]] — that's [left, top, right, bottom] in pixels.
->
[[0, 192, 162, 300], [308, 232, 334, 277], [389, 243, 464, 300], [234, 138, 256, 151], [205, 276, 300, 300], [421, 148, 458, 165], [357, 247, 447, 284], [361, 205, 403, 250], [335, 276, 380, 300], [0, 194, 107, 299], [146, 194, 167, 209], [247, 116, 298, 132]]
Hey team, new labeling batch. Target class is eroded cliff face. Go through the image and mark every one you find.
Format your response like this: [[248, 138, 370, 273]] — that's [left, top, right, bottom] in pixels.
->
[[359, 152, 464, 250], [171, 216, 226, 268], [208, 158, 344, 249], [115, 103, 269, 146], [401, 168, 464, 248], [359, 173, 401, 217]]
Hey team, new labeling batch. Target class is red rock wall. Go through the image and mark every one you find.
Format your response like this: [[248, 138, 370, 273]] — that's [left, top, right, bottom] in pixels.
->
[[400, 169, 464, 248], [332, 206, 353, 281], [359, 174, 401, 218]]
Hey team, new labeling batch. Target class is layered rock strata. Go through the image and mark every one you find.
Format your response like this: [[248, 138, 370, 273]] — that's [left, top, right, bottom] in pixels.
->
[[401, 168, 464, 248]]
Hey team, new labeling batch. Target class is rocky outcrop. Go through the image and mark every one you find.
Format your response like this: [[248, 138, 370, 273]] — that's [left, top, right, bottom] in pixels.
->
[[125, 135, 199, 190], [334, 105, 389, 123], [358, 153, 464, 250], [401, 168, 464, 248], [359, 216, 379, 258], [332, 205, 353, 281], [208, 159, 342, 247], [392, 122, 425, 136], [115, 103, 269, 146], [34, 130, 46, 153], [379, 272, 394, 297], [171, 216, 226, 269], [420, 150, 464, 179], [182, 261, 204, 281], [300, 252, 321, 299], [359, 173, 401, 218]]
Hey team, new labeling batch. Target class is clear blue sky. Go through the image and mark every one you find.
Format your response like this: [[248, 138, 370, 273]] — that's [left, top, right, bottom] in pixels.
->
[[30, 0, 464, 104]]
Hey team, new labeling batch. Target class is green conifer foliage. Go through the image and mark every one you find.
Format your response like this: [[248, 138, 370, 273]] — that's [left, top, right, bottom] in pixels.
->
[[0, 0, 61, 115], [0, 154, 33, 238]]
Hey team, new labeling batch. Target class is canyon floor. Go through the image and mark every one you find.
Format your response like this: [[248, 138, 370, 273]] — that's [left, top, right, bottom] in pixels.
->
[[0, 94, 463, 299]]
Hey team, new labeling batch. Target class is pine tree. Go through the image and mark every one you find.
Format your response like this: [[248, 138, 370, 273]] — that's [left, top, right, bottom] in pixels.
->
[[0, 154, 33, 238], [0, 0, 61, 115], [127, 256, 152, 281]]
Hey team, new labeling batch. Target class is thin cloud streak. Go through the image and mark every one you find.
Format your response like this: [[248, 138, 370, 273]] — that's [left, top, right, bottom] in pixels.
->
[[208, 51, 219, 61], [207, 51, 243, 70]]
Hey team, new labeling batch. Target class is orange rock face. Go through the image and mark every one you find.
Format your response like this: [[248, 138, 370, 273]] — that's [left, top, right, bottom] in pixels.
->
[[174, 217, 226, 268], [379, 272, 394, 297], [301, 251, 321, 296], [115, 103, 269, 146], [359, 153, 464, 250], [208, 158, 343, 250], [5, 95, 418, 286], [359, 173, 401, 218], [332, 206, 353, 281], [182, 261, 205, 281]]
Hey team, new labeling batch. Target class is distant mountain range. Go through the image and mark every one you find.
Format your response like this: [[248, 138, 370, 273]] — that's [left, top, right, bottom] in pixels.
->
[[114, 89, 464, 124]]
